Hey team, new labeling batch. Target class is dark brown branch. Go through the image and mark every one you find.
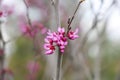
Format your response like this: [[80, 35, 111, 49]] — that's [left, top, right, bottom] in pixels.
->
[[68, 0, 85, 29]]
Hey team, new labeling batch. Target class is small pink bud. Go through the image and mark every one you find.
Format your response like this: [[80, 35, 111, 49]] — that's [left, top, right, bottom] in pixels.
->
[[67, 28, 79, 40]]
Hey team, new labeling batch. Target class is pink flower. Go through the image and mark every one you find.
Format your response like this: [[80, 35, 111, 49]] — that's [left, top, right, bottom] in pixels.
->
[[44, 43, 55, 55], [56, 34, 67, 53], [67, 28, 79, 40], [44, 38, 55, 55], [58, 27, 65, 35], [44, 27, 79, 55], [44, 28, 67, 54], [53, 27, 67, 53]]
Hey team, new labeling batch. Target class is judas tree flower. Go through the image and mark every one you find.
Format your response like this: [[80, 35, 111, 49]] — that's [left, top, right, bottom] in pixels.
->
[[44, 38, 55, 55], [67, 28, 79, 40], [56, 27, 68, 53], [44, 43, 55, 55], [58, 37, 68, 53], [58, 27, 65, 35], [44, 27, 79, 55]]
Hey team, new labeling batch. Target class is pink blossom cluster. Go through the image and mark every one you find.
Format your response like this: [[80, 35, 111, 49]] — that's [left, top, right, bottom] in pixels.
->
[[44, 27, 79, 55]]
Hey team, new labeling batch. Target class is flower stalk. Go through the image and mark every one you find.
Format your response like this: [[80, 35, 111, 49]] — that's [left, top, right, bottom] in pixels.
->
[[67, 0, 85, 31], [56, 51, 63, 80]]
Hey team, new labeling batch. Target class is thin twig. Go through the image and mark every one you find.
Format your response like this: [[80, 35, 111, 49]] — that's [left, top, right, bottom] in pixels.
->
[[80, 15, 98, 52], [23, 1, 41, 80], [93, 17, 108, 80], [76, 1, 115, 80], [55, 0, 60, 27], [82, 0, 115, 50], [56, 52, 63, 80], [79, 0, 103, 51], [67, 0, 85, 29], [74, 0, 102, 80], [23, 0, 32, 27]]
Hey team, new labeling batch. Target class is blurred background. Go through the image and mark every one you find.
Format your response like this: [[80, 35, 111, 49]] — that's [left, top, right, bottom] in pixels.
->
[[0, 0, 120, 80]]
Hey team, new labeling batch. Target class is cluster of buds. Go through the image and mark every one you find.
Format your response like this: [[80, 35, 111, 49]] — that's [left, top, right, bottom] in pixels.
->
[[44, 27, 79, 55]]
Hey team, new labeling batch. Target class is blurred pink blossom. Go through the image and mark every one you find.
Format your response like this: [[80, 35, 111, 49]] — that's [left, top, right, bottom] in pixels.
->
[[0, 5, 14, 17], [20, 22, 47, 38], [20, 24, 35, 37]]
